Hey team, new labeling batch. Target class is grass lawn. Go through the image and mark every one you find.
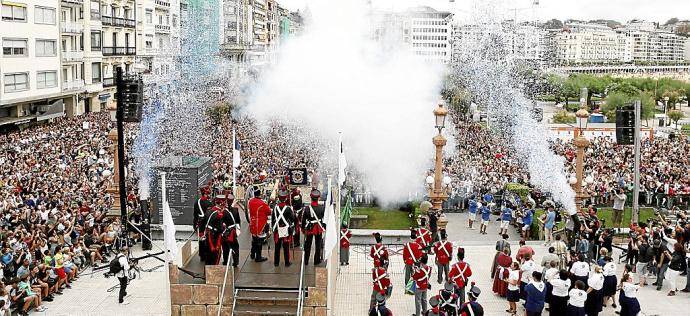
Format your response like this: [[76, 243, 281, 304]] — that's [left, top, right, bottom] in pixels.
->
[[354, 207, 414, 230]]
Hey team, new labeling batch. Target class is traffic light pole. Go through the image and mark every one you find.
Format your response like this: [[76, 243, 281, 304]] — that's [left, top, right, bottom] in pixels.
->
[[115, 67, 129, 241], [632, 100, 641, 223]]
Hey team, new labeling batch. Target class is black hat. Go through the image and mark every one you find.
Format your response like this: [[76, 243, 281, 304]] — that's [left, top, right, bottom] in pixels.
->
[[443, 281, 455, 292], [410, 228, 417, 239], [373, 232, 382, 243], [420, 217, 427, 226], [468, 282, 481, 299], [429, 295, 440, 307], [440, 229, 447, 240], [253, 186, 262, 197]]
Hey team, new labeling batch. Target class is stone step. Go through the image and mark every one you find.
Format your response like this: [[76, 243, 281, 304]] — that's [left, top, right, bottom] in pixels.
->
[[235, 289, 299, 306], [232, 303, 298, 315]]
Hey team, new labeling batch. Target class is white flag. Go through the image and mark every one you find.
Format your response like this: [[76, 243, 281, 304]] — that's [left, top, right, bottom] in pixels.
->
[[338, 133, 347, 187], [323, 178, 338, 259], [161, 173, 177, 262], [232, 128, 241, 168], [162, 199, 178, 262]]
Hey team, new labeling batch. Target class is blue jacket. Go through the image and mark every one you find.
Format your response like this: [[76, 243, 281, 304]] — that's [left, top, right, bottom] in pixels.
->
[[481, 206, 491, 221], [524, 282, 546, 312], [523, 209, 533, 226], [501, 207, 512, 221], [468, 200, 478, 214]]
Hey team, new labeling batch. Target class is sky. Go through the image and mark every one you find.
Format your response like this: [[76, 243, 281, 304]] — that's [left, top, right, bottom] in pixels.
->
[[278, 0, 689, 24]]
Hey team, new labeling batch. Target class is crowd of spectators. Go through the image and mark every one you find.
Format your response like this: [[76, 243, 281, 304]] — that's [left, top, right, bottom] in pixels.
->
[[443, 112, 690, 212]]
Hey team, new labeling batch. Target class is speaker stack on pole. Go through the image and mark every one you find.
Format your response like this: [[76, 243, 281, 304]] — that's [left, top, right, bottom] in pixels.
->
[[615, 104, 635, 145]]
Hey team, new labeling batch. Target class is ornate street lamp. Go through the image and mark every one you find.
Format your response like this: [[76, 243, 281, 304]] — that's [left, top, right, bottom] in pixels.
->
[[429, 102, 449, 230], [573, 106, 590, 210]]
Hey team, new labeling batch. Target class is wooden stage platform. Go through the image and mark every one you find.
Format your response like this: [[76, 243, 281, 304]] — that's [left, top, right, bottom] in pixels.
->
[[180, 228, 318, 289]]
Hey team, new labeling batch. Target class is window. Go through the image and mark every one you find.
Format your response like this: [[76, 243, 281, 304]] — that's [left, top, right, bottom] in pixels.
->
[[2, 38, 27, 56], [90, 31, 101, 50], [4, 73, 29, 92], [35, 6, 56, 24], [36, 71, 57, 89], [36, 40, 56, 56], [1, 4, 26, 22], [91, 62, 101, 82], [146, 11, 152, 23]]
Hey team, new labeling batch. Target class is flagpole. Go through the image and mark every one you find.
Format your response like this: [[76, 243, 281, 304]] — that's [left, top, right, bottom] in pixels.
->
[[161, 172, 172, 316], [233, 128, 237, 198]]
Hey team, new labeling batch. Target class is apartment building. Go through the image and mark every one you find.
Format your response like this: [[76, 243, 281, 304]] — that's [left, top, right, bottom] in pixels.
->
[[619, 21, 687, 64], [249, 0, 268, 65], [1, 0, 64, 126], [555, 23, 628, 64], [221, 0, 251, 63], [406, 6, 452, 64], [136, 0, 180, 79], [98, 0, 136, 103]]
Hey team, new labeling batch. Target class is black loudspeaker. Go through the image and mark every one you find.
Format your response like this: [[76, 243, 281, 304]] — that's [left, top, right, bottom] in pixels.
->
[[615, 105, 635, 145], [141, 200, 153, 250]]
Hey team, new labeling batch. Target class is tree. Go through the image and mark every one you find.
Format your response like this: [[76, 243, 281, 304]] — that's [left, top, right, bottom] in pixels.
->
[[543, 19, 563, 29], [664, 17, 679, 25], [601, 92, 632, 120], [667, 110, 685, 129], [552, 110, 576, 124], [206, 101, 234, 124]]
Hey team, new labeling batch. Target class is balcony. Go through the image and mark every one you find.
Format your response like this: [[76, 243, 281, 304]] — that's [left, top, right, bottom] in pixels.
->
[[62, 50, 84, 62], [155, 0, 171, 10], [103, 77, 115, 87], [61, 0, 84, 5], [155, 24, 171, 33], [62, 79, 85, 92], [61, 21, 84, 34], [102, 16, 136, 28], [102, 46, 136, 56]]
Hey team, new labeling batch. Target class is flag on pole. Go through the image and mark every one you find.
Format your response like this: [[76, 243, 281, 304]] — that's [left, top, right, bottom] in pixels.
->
[[161, 173, 177, 262], [232, 128, 241, 168], [323, 178, 338, 259], [338, 133, 347, 187]]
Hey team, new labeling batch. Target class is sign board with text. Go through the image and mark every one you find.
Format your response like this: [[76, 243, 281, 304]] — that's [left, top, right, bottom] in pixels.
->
[[150, 156, 213, 225]]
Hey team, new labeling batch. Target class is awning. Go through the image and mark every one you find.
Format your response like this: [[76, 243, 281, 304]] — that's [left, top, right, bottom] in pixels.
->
[[1, 1, 27, 7], [98, 94, 111, 101], [0, 115, 34, 126], [36, 99, 65, 121]]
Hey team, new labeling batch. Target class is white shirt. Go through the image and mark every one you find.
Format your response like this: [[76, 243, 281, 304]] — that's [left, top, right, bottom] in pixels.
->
[[117, 254, 130, 278], [603, 262, 616, 276], [568, 289, 587, 307], [570, 261, 590, 277], [622, 282, 639, 298], [520, 260, 535, 283], [508, 270, 520, 291], [588, 272, 604, 290], [550, 278, 571, 297], [545, 267, 559, 282]]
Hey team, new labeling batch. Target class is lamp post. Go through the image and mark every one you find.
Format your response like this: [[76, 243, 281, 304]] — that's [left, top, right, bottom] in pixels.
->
[[429, 102, 449, 230], [573, 106, 590, 210]]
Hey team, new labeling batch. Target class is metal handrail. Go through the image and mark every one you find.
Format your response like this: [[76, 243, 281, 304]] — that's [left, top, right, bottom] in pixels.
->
[[296, 250, 306, 315]]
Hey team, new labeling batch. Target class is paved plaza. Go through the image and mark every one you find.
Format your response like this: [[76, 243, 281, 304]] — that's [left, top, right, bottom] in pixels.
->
[[36, 243, 170, 316], [335, 214, 690, 316]]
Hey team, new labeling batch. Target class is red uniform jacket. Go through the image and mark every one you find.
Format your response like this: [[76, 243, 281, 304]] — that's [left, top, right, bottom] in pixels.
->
[[416, 228, 432, 248], [448, 261, 472, 289], [340, 229, 352, 248], [248, 197, 271, 236], [412, 264, 432, 291], [372, 267, 391, 294], [402, 241, 423, 265], [370, 243, 389, 268], [433, 240, 453, 265]]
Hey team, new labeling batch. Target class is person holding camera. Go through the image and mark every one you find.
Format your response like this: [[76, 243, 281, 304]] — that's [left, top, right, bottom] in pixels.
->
[[115, 246, 130, 304], [612, 189, 626, 232]]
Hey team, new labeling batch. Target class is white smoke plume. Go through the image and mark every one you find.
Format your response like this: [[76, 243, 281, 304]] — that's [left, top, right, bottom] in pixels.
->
[[245, 0, 445, 204], [450, 0, 577, 214]]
